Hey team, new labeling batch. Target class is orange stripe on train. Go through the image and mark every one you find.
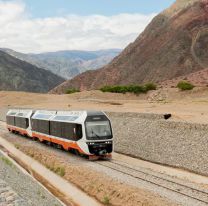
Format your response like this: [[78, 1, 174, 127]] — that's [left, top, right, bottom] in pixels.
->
[[32, 132, 87, 155], [7, 125, 28, 136]]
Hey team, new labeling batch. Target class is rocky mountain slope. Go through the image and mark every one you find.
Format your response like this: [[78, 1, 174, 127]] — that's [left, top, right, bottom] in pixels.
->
[[51, 0, 208, 93], [1, 48, 121, 79], [160, 68, 208, 87], [0, 51, 64, 93]]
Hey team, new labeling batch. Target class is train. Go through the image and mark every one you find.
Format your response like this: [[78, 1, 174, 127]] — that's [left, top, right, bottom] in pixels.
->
[[6, 109, 113, 160]]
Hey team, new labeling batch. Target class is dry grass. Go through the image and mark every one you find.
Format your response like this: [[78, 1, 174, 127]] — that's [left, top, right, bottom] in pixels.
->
[[0, 156, 13, 167]]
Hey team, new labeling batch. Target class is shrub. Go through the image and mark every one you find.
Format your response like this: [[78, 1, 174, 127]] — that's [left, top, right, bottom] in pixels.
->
[[100, 83, 157, 94], [103, 196, 110, 205], [100, 86, 128, 94], [128, 85, 146, 94], [65, 88, 80, 94], [177, 81, 195, 91], [144, 83, 157, 91], [55, 166, 66, 177]]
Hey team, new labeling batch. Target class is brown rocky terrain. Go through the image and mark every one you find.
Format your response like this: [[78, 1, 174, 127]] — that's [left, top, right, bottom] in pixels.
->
[[160, 68, 208, 87], [51, 0, 208, 94]]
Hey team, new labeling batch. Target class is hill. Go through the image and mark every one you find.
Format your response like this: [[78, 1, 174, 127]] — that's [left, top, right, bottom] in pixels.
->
[[0, 50, 64, 93], [51, 0, 208, 93], [1, 48, 121, 79]]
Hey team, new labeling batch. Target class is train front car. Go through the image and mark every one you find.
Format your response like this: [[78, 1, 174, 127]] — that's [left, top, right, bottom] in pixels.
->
[[49, 110, 113, 159], [85, 111, 113, 159]]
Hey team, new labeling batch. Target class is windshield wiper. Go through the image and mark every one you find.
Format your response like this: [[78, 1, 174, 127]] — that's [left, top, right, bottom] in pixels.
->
[[91, 129, 101, 138]]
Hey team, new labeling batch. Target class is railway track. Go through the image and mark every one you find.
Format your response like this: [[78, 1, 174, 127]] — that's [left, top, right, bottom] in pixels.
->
[[97, 160, 208, 205]]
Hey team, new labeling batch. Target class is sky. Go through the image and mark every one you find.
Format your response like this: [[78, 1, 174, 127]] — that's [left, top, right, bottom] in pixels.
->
[[0, 0, 175, 53]]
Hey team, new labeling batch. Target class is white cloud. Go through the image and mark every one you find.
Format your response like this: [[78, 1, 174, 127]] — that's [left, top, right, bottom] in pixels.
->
[[0, 1, 156, 53]]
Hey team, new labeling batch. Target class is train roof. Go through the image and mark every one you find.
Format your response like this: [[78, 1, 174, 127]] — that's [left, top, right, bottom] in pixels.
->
[[50, 111, 86, 123], [32, 110, 57, 120], [7, 109, 33, 118], [7, 109, 107, 122]]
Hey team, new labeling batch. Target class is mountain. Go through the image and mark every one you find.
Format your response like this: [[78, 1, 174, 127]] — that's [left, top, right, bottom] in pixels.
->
[[50, 0, 208, 94], [1, 48, 121, 79], [0, 50, 64, 93], [161, 68, 208, 87]]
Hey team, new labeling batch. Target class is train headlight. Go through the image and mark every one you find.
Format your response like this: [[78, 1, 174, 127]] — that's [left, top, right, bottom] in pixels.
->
[[88, 142, 95, 145]]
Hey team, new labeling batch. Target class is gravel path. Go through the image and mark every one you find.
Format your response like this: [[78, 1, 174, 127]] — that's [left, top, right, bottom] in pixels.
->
[[0, 178, 26, 206], [0, 152, 63, 206]]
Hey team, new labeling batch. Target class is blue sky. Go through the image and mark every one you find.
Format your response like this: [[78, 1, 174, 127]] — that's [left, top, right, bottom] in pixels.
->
[[24, 0, 175, 17], [0, 0, 175, 53]]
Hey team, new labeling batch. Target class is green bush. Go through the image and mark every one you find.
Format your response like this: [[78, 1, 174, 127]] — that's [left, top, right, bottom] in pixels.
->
[[177, 81, 195, 91], [100, 83, 157, 94], [144, 83, 157, 91], [100, 86, 128, 94], [103, 196, 110, 205], [65, 88, 80, 94]]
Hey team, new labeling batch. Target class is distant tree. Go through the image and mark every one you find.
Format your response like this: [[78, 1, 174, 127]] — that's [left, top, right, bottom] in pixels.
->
[[65, 88, 80, 94], [100, 83, 157, 94]]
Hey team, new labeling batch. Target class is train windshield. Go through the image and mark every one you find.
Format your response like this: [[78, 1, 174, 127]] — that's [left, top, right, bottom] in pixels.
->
[[86, 121, 112, 139]]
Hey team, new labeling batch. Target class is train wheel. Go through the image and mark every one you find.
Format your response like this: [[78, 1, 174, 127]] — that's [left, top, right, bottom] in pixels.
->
[[74, 149, 80, 156], [32, 137, 38, 141], [46, 141, 52, 146]]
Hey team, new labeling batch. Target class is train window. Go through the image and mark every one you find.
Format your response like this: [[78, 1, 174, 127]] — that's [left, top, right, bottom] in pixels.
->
[[32, 119, 50, 134], [50, 121, 82, 140], [61, 122, 74, 139], [15, 117, 29, 129], [6, 116, 15, 126], [86, 121, 112, 139], [76, 124, 82, 139], [50, 121, 62, 137]]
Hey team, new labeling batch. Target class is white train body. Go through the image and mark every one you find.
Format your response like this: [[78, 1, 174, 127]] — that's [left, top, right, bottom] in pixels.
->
[[6, 110, 113, 157]]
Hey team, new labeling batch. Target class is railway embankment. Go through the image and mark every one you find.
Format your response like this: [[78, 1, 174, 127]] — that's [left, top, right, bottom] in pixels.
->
[[107, 112, 208, 176]]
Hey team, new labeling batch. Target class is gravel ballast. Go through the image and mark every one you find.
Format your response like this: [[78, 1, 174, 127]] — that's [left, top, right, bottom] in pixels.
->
[[107, 112, 208, 176]]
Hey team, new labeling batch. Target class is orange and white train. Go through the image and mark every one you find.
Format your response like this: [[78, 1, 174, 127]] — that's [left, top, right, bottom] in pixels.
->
[[6, 109, 113, 159]]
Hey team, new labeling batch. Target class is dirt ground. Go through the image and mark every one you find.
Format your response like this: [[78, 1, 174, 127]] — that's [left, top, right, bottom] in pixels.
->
[[1, 87, 208, 123]]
